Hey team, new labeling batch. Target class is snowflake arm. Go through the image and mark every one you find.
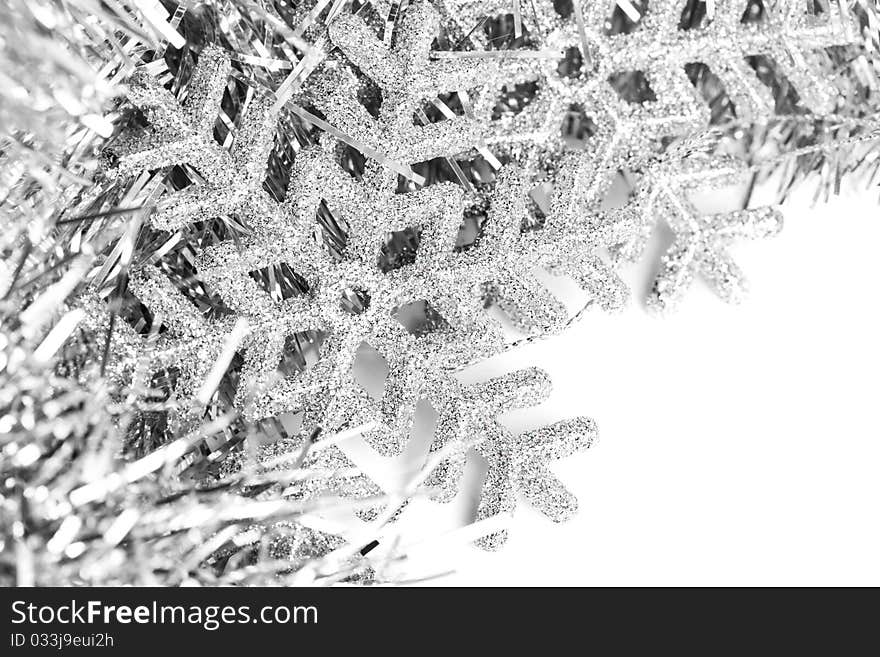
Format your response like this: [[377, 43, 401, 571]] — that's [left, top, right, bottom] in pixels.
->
[[107, 47, 282, 233], [634, 155, 784, 313], [109, 48, 231, 180], [425, 367, 596, 549], [323, 1, 524, 163]]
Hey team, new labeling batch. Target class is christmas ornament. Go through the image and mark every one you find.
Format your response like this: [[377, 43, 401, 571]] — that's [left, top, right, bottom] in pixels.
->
[[2, 0, 879, 585]]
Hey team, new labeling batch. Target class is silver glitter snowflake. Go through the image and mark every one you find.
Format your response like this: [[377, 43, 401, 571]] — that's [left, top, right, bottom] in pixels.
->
[[445, 0, 855, 140], [98, 41, 625, 438], [433, 0, 855, 307], [82, 0, 864, 551]]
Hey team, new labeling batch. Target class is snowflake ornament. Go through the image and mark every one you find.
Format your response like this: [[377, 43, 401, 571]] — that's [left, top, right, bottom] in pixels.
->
[[100, 37, 625, 455], [196, 143, 505, 455], [79, 0, 868, 556], [437, 0, 858, 214], [443, 0, 855, 135]]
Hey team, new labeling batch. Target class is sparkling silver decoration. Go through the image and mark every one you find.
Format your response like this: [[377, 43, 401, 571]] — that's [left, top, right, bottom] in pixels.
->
[[81, 0, 865, 553], [3, 0, 877, 590]]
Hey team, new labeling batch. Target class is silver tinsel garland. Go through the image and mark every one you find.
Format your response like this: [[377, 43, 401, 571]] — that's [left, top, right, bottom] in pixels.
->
[[1, 0, 879, 585]]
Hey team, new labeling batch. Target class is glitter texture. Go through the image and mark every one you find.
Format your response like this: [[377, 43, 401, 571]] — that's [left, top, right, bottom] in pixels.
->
[[87, 0, 865, 548], [4, 0, 877, 583], [425, 368, 597, 550]]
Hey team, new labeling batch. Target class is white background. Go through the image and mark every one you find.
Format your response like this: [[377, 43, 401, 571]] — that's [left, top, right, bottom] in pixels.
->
[[334, 186, 880, 586]]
